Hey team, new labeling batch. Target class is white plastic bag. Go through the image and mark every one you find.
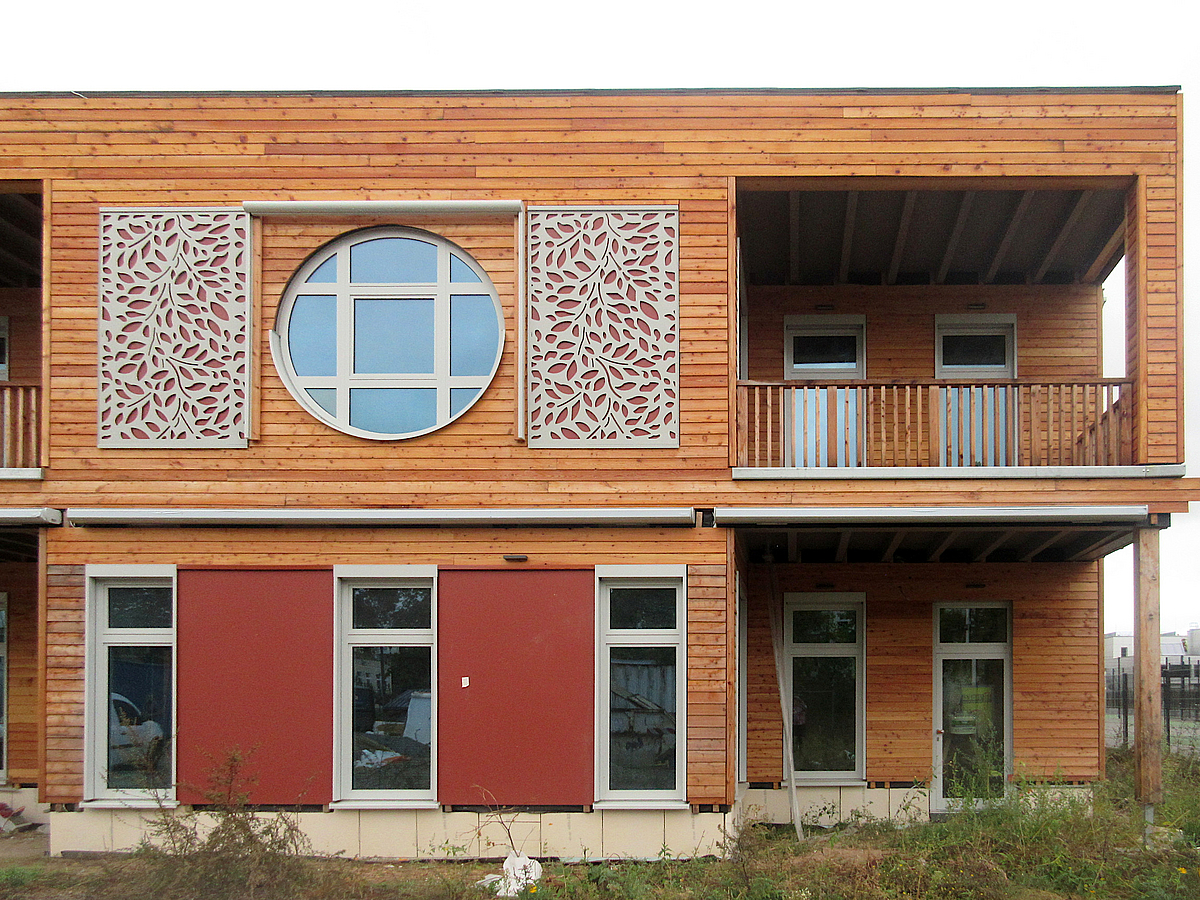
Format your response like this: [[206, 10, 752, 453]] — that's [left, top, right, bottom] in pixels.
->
[[477, 851, 543, 897]]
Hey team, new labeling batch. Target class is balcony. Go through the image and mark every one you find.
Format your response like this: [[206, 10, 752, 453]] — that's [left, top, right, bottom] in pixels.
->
[[736, 379, 1133, 470], [0, 384, 40, 470]]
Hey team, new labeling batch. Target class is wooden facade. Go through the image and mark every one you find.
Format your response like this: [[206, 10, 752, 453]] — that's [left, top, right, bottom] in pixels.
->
[[0, 88, 1193, 854]]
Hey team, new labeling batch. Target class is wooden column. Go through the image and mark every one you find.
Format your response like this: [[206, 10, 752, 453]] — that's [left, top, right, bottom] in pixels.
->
[[1133, 526, 1163, 806]]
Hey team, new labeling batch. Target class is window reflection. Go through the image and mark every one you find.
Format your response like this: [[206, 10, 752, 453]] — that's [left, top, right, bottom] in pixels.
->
[[350, 646, 432, 791]]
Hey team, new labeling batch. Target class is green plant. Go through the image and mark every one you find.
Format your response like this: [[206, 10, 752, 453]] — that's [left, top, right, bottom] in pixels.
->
[[0, 865, 43, 890], [112, 747, 338, 900]]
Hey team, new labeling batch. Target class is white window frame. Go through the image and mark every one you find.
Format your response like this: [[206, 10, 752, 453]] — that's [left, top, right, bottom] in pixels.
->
[[83, 564, 177, 806], [0, 592, 7, 780], [270, 227, 505, 441], [784, 315, 866, 381], [784, 593, 866, 784], [932, 601, 1013, 811], [935, 314, 1017, 380], [595, 564, 687, 808], [332, 565, 437, 807]]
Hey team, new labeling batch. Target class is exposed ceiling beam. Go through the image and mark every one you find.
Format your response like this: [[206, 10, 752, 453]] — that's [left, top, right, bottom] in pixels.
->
[[985, 190, 1033, 283], [789, 191, 800, 285], [929, 530, 960, 562], [974, 531, 1016, 562], [1019, 531, 1069, 562], [882, 529, 907, 563], [1034, 190, 1094, 283], [0, 244, 39, 280], [1083, 217, 1127, 284], [1068, 530, 1137, 561], [835, 530, 852, 563], [838, 191, 858, 283], [787, 531, 800, 564], [937, 191, 974, 284], [0, 213, 42, 257], [887, 191, 917, 285]]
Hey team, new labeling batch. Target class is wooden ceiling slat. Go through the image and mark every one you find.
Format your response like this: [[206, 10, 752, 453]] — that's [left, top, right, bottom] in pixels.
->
[[886, 190, 917, 285], [1034, 189, 1094, 283], [985, 190, 1033, 283], [1083, 218, 1127, 284], [839, 191, 858, 284], [937, 191, 975, 284]]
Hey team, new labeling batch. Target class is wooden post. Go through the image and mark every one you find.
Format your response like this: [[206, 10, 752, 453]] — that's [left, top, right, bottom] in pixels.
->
[[1133, 526, 1163, 814]]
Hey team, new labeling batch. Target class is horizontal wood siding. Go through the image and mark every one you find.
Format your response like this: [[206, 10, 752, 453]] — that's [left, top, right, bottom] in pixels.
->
[[0, 89, 1181, 505], [1, 562, 38, 784], [742, 562, 1101, 784], [747, 283, 1102, 383], [42, 524, 732, 805]]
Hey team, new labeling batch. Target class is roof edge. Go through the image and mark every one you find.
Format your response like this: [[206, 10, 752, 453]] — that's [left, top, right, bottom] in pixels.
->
[[0, 85, 1183, 100]]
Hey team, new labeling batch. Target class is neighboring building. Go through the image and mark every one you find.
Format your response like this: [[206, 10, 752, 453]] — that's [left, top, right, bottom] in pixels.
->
[[1105, 632, 1189, 670], [0, 87, 1194, 858]]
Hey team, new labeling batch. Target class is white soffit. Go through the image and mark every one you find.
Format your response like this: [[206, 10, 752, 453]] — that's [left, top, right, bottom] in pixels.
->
[[712, 505, 1152, 527], [66, 507, 697, 528], [242, 200, 524, 217], [0, 507, 63, 526]]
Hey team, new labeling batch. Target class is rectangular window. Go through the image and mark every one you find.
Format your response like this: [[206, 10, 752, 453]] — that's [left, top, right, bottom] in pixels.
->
[[334, 566, 435, 804], [86, 566, 176, 802], [597, 565, 686, 806], [935, 315, 1016, 379], [785, 594, 864, 782], [784, 315, 865, 381]]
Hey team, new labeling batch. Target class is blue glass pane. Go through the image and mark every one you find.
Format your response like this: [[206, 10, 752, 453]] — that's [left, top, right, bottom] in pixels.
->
[[450, 387, 482, 418], [450, 295, 501, 377], [350, 388, 437, 434], [305, 255, 337, 284], [355, 298, 435, 374], [306, 388, 336, 416], [450, 253, 482, 283], [350, 238, 437, 283], [288, 295, 337, 377]]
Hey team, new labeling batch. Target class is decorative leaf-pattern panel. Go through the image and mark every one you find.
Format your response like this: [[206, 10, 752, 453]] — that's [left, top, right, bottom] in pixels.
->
[[98, 209, 250, 447], [527, 207, 679, 447]]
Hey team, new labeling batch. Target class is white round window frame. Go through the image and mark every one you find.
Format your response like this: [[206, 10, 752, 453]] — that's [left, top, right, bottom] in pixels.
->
[[270, 226, 506, 441]]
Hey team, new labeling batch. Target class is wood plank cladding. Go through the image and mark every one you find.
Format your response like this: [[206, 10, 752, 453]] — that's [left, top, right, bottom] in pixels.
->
[[746, 283, 1102, 383], [1, 563, 38, 784], [743, 562, 1102, 784], [41, 524, 732, 805], [0, 88, 1183, 510]]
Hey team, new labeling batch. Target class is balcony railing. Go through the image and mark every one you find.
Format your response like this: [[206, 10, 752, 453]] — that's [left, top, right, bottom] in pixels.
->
[[0, 385, 40, 469], [736, 379, 1133, 469]]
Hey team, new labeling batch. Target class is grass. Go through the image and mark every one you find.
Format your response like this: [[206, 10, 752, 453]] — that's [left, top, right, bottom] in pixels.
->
[[5, 748, 1199, 900]]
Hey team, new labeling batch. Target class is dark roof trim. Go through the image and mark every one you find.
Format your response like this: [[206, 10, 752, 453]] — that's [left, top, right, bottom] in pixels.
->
[[0, 86, 1182, 100]]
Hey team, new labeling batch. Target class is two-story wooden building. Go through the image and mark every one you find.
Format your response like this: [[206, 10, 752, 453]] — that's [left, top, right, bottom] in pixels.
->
[[0, 87, 1192, 857]]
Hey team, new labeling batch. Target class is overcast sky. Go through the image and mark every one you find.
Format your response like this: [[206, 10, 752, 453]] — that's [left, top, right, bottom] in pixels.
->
[[4, 0, 1197, 634]]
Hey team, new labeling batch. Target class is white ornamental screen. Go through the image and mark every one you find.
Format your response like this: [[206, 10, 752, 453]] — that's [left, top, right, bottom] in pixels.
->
[[98, 209, 250, 447], [527, 207, 679, 447]]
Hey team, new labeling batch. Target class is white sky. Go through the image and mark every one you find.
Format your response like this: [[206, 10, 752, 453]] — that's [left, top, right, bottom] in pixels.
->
[[3, 0, 1197, 634]]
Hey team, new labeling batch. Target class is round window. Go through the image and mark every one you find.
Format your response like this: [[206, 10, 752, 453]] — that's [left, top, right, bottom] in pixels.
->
[[271, 227, 504, 440]]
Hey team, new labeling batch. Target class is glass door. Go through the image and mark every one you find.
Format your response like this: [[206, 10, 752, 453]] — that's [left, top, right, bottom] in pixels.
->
[[932, 603, 1011, 810]]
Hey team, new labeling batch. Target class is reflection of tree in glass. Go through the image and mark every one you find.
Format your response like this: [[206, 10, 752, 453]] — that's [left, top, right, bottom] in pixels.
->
[[108, 587, 172, 629], [792, 609, 856, 643], [352, 588, 431, 630], [609, 588, 676, 630]]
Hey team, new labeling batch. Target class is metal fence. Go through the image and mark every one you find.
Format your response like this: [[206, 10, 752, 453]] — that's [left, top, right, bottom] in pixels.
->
[[1105, 658, 1200, 753]]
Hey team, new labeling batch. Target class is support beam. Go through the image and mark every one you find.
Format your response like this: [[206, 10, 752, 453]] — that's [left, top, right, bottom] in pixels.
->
[[985, 191, 1033, 284], [1133, 527, 1163, 809], [936, 191, 974, 284], [838, 191, 858, 284]]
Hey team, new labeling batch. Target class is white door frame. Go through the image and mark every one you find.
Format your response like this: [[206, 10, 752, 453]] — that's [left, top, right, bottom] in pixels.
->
[[931, 602, 1013, 812]]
